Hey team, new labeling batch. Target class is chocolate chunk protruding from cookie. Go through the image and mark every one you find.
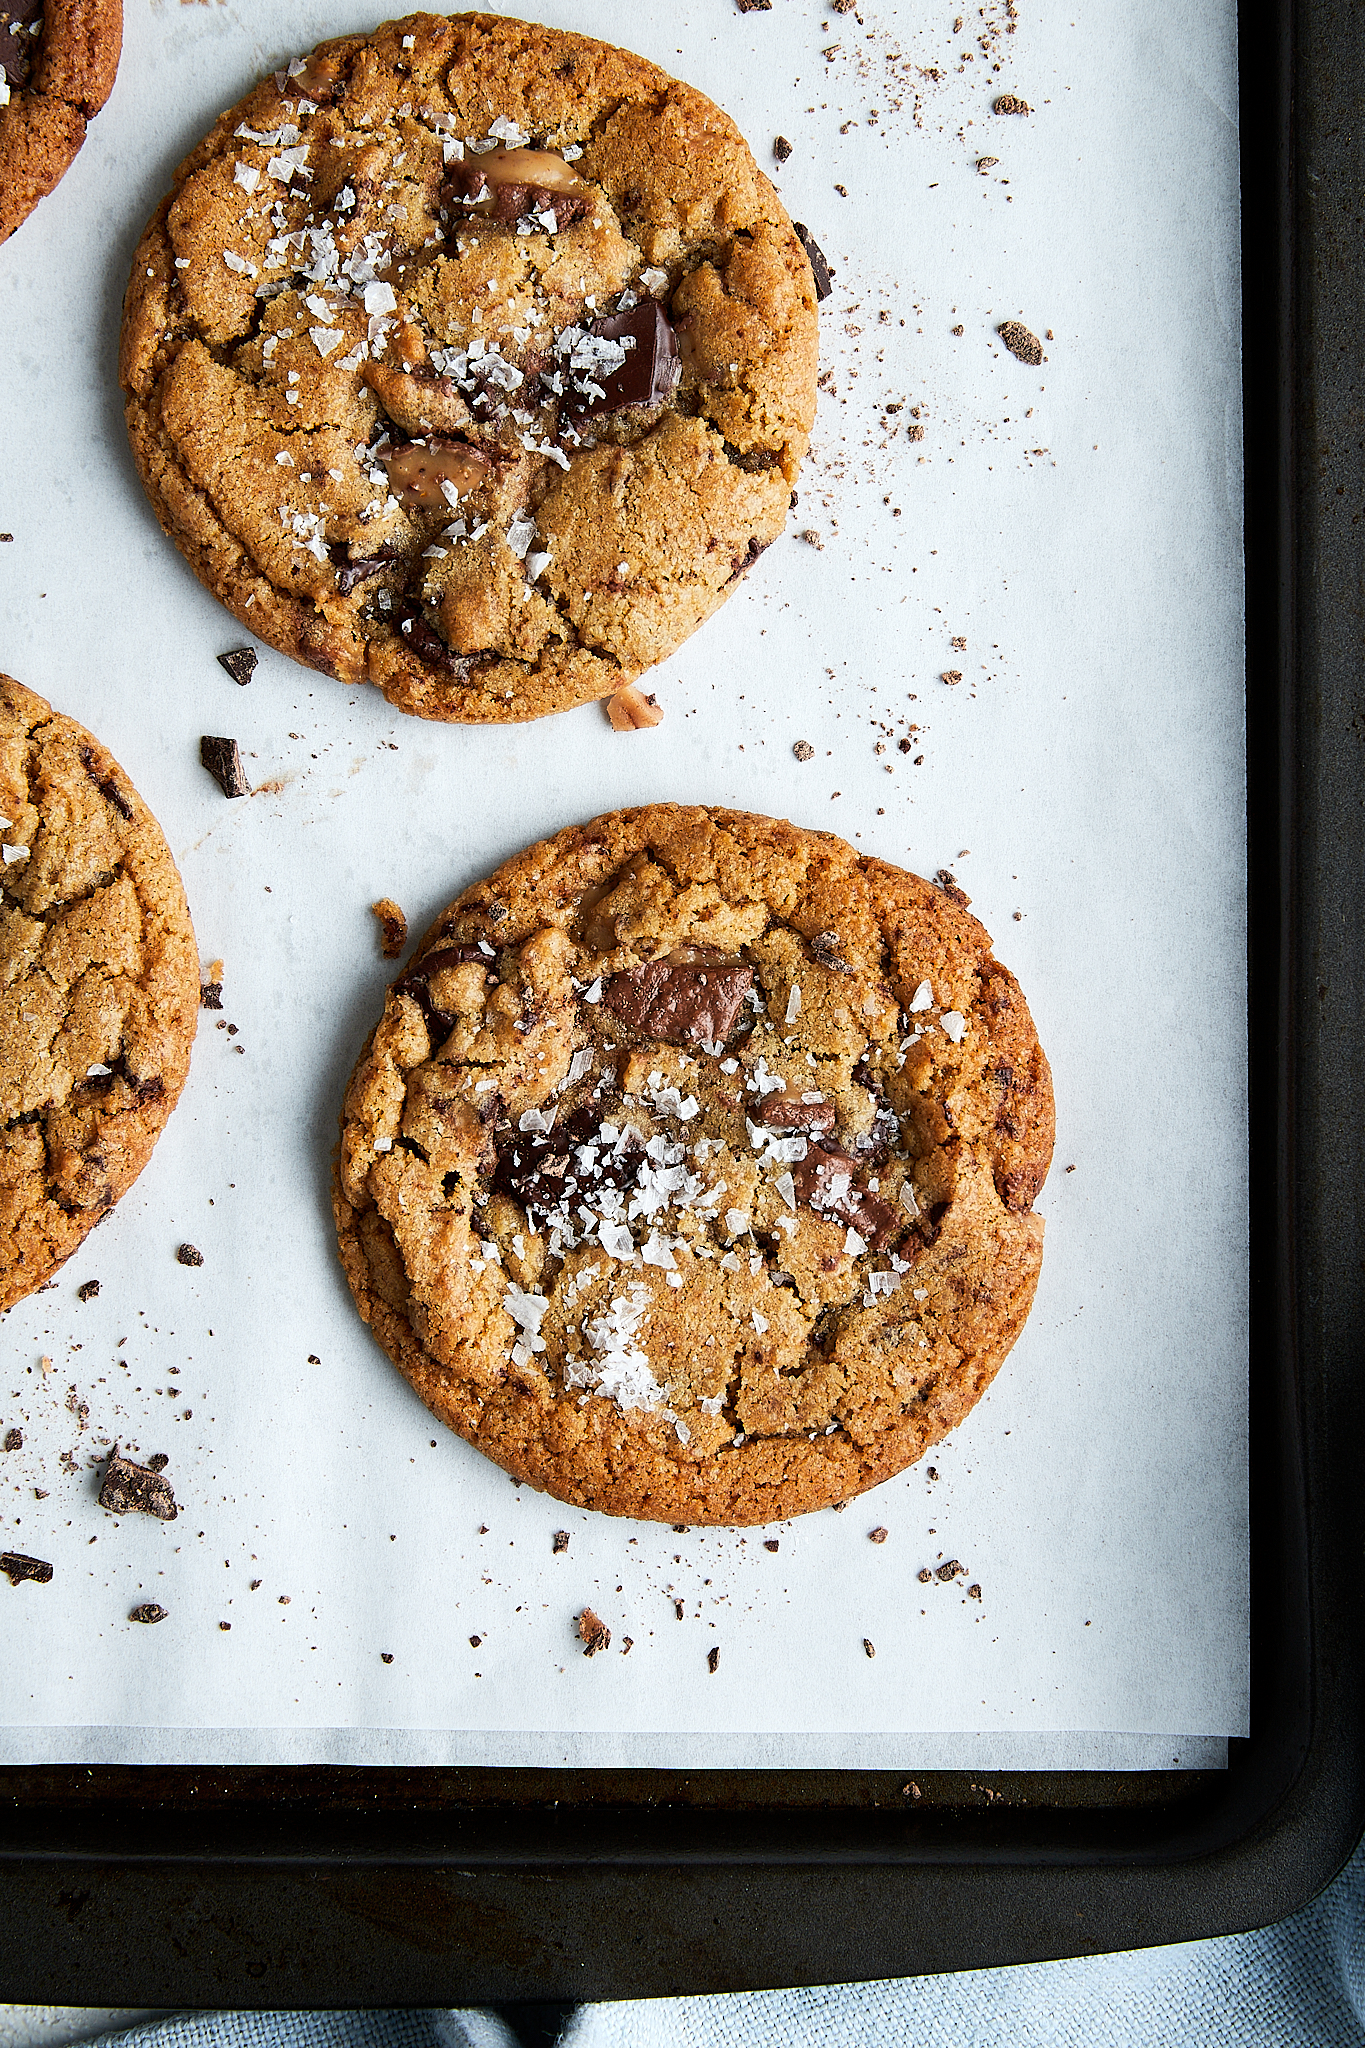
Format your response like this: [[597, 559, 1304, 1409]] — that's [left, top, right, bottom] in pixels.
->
[[216, 647, 258, 687], [603, 953, 753, 1047], [791, 1141, 902, 1250], [566, 301, 681, 417], [793, 223, 833, 301], [1, 1551, 52, 1587], [444, 143, 590, 230], [199, 736, 250, 799], [99, 1449, 179, 1521], [394, 605, 470, 677]]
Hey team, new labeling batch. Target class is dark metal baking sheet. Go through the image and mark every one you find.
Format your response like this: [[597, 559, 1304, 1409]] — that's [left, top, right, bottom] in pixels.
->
[[1, 0, 1361, 1998]]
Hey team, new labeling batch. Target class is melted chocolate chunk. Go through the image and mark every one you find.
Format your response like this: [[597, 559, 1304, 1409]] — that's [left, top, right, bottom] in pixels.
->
[[491, 1103, 644, 1222], [394, 604, 471, 676], [793, 222, 833, 301], [99, 1449, 179, 1522], [760, 1096, 836, 1136], [395, 944, 495, 1042], [216, 647, 258, 687], [1, 1551, 52, 1587], [603, 953, 752, 1047], [566, 301, 682, 417], [0, 4, 41, 91], [79, 745, 134, 821], [199, 736, 250, 800], [329, 543, 398, 597], [790, 1140, 902, 1250]]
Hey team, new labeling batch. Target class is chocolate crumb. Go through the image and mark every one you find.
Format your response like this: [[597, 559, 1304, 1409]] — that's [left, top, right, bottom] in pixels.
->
[[176, 1243, 204, 1268], [927, 1467, 938, 1480], [279, 1594, 290, 1604], [77, 1279, 100, 1301], [579, 1606, 611, 1656], [793, 740, 815, 761], [998, 319, 1044, 365], [1, 1552, 52, 1587], [250, 1579, 262, 1590], [673, 1599, 685, 1620], [199, 735, 250, 799], [130, 1603, 167, 1625], [371, 897, 408, 958], [0, 534, 11, 543], [792, 222, 833, 301], [993, 93, 1031, 114], [3, 1429, 21, 1452], [621, 1636, 634, 1655], [552, 1529, 570, 1553], [1065, 1162, 1076, 1172], [219, 1621, 231, 1631], [707, 1645, 720, 1673], [967, 1583, 982, 1601], [99, 1449, 178, 1521], [308, 1354, 321, 1364], [863, 1638, 876, 1658], [764, 1538, 780, 1552], [774, 135, 792, 162], [199, 981, 223, 1011], [469, 1634, 482, 1648], [381, 1651, 394, 1663], [917, 1567, 933, 1583], [33, 1489, 47, 1500], [216, 647, 258, 687], [868, 1525, 888, 1544]]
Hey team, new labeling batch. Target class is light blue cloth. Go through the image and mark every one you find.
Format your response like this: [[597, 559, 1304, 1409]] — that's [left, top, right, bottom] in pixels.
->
[[86, 1830, 1365, 2048]]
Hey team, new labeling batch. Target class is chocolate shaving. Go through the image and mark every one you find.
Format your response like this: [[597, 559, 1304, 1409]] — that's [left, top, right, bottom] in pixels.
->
[[99, 1449, 178, 1522], [199, 736, 250, 799], [578, 1606, 611, 1656], [216, 647, 258, 687], [793, 222, 833, 301], [603, 952, 753, 1047], [566, 300, 681, 417], [130, 1603, 168, 1624], [1, 1551, 52, 1587], [79, 745, 134, 821]]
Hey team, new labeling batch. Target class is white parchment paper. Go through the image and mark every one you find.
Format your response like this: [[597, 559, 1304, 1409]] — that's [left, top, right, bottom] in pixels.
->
[[0, 0, 1246, 1767]]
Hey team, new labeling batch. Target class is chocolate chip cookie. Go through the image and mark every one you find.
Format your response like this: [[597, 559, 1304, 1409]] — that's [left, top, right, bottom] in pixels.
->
[[333, 808, 1054, 1525], [0, 0, 123, 246], [0, 676, 198, 1311], [120, 12, 820, 724]]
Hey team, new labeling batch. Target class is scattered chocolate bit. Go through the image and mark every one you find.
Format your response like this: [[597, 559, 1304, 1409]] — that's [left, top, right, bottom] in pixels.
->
[[130, 1603, 168, 1625], [79, 745, 134, 821], [99, 1449, 178, 1522], [371, 897, 408, 958], [199, 980, 223, 1011], [926, 1467, 938, 1480], [219, 1621, 231, 1631], [199, 736, 250, 799], [1, 1552, 52, 1587], [942, 670, 963, 687], [967, 1583, 982, 1601], [250, 1579, 262, 1590], [935, 1559, 966, 1582], [216, 647, 258, 687], [176, 1243, 203, 1268], [607, 683, 664, 731], [773, 135, 792, 162], [579, 1607, 611, 1656], [998, 319, 1044, 365], [673, 1599, 685, 1620], [603, 952, 753, 1048], [34, 1490, 47, 1500], [793, 222, 833, 301], [764, 1539, 780, 1552], [993, 92, 1031, 114], [279, 1594, 290, 1604], [567, 300, 681, 417], [77, 1280, 100, 1300], [863, 1638, 876, 1658], [898, 738, 913, 754], [793, 740, 815, 761], [381, 1651, 394, 1663], [1065, 1162, 1076, 1172], [917, 1567, 933, 1584], [707, 1645, 720, 1673], [469, 1634, 482, 1648], [3, 1429, 21, 1452], [868, 1526, 888, 1544], [552, 1530, 570, 1554]]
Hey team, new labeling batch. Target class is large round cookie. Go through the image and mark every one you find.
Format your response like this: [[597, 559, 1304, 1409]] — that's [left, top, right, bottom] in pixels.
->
[[334, 808, 1054, 1525], [0, 0, 123, 246], [120, 12, 819, 724], [0, 676, 198, 1311]]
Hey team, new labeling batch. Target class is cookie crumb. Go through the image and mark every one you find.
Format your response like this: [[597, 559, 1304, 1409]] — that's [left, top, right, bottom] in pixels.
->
[[707, 1645, 720, 1673], [3, 1429, 21, 1452], [371, 897, 408, 958], [199, 735, 250, 799], [935, 1558, 966, 1582], [1066, 1162, 1076, 1172], [77, 1279, 100, 1301], [579, 1606, 611, 1656], [764, 1538, 780, 1552], [906, 423, 925, 441], [130, 1603, 168, 1625], [942, 670, 963, 687], [863, 1637, 876, 1657], [917, 1567, 933, 1584], [607, 683, 664, 731], [216, 647, 258, 687], [793, 222, 833, 300], [868, 1525, 887, 1543], [99, 1448, 178, 1522], [793, 740, 815, 760], [950, 637, 966, 651], [799, 530, 824, 549], [219, 1621, 231, 1632], [998, 320, 1044, 365], [904, 1780, 922, 1801], [176, 1243, 204, 1267], [552, 1529, 570, 1553], [735, 0, 772, 11], [967, 1583, 982, 1600], [951, 323, 964, 336], [993, 93, 1031, 114], [774, 135, 792, 162], [1, 1552, 53, 1587]]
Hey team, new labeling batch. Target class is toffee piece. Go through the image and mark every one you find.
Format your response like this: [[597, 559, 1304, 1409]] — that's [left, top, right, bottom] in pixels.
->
[[334, 806, 1054, 1525], [120, 12, 819, 725]]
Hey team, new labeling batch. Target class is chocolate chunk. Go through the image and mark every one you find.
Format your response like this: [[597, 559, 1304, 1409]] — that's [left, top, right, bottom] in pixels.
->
[[997, 319, 1043, 366], [566, 301, 681, 417], [579, 1606, 611, 1656], [3, 1428, 21, 1451], [394, 604, 470, 676], [552, 1529, 570, 1553], [199, 980, 223, 1011], [1, 1551, 52, 1587], [199, 736, 250, 799], [790, 1140, 902, 1250], [760, 1095, 836, 1136], [176, 1243, 203, 1267], [774, 136, 793, 162], [443, 147, 590, 231], [371, 897, 408, 959], [216, 647, 258, 687], [381, 1651, 394, 1663], [79, 745, 134, 820], [707, 1645, 720, 1672], [130, 1603, 168, 1624], [329, 541, 399, 596], [99, 1449, 178, 1521], [492, 1104, 644, 1224], [0, 3, 41, 90], [77, 1279, 100, 1301], [810, 930, 852, 974], [764, 1539, 779, 1552], [603, 952, 753, 1047], [396, 943, 495, 1042], [793, 222, 833, 301]]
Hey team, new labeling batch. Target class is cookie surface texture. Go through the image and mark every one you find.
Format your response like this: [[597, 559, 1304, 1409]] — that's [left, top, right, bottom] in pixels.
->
[[0, 676, 198, 1311], [0, 0, 123, 245], [334, 808, 1054, 1525], [120, 12, 819, 723]]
